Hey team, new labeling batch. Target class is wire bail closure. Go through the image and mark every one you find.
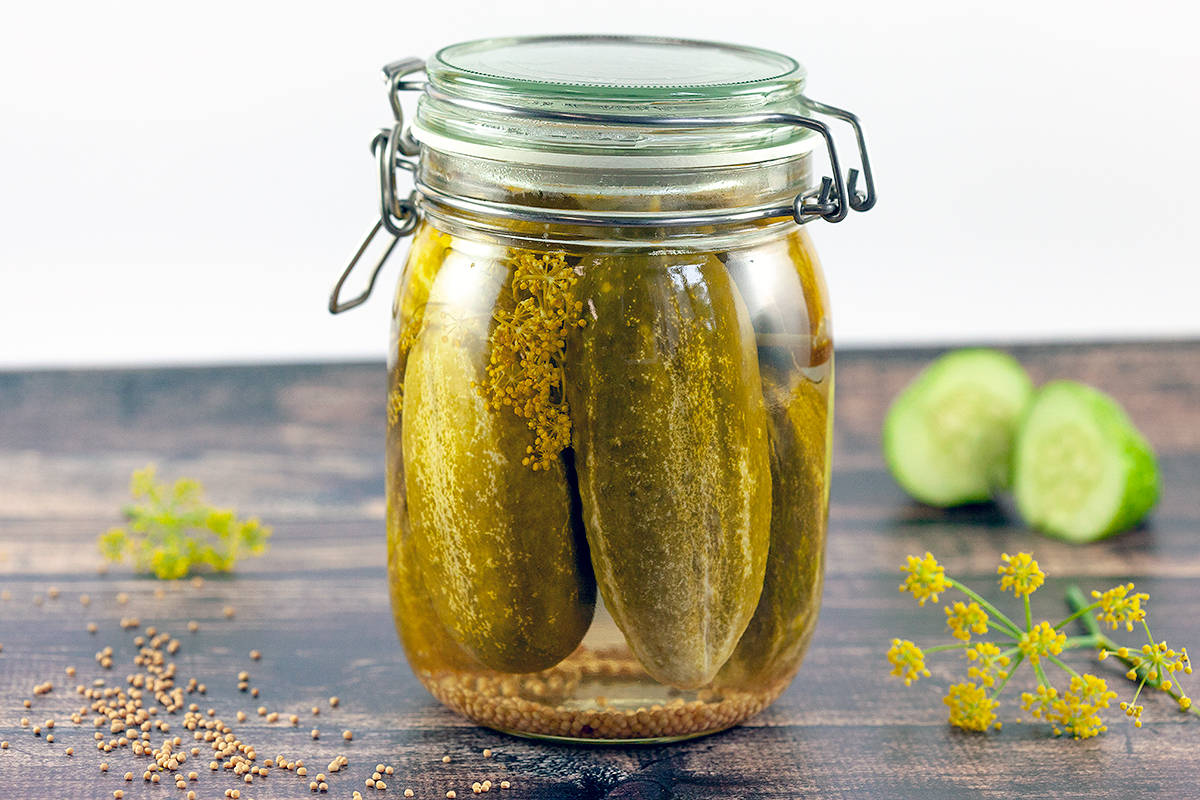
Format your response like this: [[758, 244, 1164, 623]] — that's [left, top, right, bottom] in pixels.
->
[[330, 57, 876, 314]]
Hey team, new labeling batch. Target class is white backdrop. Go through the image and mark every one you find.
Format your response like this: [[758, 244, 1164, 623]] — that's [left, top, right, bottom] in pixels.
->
[[2, 1, 1197, 368]]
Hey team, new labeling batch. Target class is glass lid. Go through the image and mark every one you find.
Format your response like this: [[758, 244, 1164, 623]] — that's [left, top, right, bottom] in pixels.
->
[[413, 35, 816, 166], [427, 35, 806, 102]]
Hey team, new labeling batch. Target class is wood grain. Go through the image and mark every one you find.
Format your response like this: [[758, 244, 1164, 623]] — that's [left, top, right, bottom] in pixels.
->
[[1, 341, 1198, 798]]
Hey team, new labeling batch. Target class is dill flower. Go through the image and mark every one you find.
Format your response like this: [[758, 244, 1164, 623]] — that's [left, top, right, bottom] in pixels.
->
[[1019, 622, 1066, 665], [888, 550, 1197, 739], [945, 601, 989, 642], [997, 552, 1045, 597], [1091, 583, 1148, 631], [887, 639, 931, 686], [944, 682, 997, 732], [966, 642, 1010, 688], [899, 552, 948, 606]]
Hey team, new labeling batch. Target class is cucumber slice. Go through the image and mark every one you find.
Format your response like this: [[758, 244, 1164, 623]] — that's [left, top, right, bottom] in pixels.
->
[[883, 349, 1033, 506], [1013, 380, 1159, 543]]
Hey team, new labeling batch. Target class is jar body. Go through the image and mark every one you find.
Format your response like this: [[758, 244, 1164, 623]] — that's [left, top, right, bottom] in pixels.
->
[[385, 216, 832, 742]]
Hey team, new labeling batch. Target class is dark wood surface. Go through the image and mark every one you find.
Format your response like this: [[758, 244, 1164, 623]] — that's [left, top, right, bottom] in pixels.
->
[[1, 341, 1198, 799]]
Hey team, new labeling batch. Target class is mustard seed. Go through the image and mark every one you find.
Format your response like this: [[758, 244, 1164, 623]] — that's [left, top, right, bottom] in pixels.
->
[[124, 772, 134, 781], [386, 766, 394, 776], [447, 792, 457, 799], [256, 706, 267, 716], [113, 792, 124, 799], [250, 650, 261, 661], [188, 771, 198, 780], [311, 729, 320, 739], [65, 746, 74, 755], [319, 782, 329, 792], [343, 729, 353, 741], [376, 764, 385, 773], [312, 706, 320, 715], [297, 767, 308, 777], [188, 792, 197, 800], [310, 781, 319, 791], [442, 756, 451, 763], [406, 791, 414, 798], [290, 714, 299, 726], [116, 593, 129, 605], [48, 586, 60, 599], [482, 749, 492, 757], [188, 621, 199, 633], [79, 594, 91, 606], [373, 772, 382, 781], [366, 779, 376, 789], [500, 782, 510, 790], [482, 781, 491, 792], [377, 781, 387, 791], [1, 742, 9, 749], [329, 696, 339, 708], [46, 734, 55, 743], [472, 783, 482, 794], [88, 622, 98, 634], [223, 606, 235, 618]]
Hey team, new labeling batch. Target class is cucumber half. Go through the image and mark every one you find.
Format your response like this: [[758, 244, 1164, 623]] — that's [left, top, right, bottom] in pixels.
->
[[883, 349, 1034, 506], [1013, 380, 1159, 543]]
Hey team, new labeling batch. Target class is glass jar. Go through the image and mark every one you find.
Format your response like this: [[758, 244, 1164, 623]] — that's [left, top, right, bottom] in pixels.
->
[[330, 35, 875, 743]]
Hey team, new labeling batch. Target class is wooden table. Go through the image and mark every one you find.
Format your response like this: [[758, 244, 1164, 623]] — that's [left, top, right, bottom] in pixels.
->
[[2, 342, 1197, 798]]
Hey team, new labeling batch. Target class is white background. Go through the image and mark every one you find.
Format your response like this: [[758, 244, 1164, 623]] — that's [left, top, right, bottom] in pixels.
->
[[2, 1, 1197, 369]]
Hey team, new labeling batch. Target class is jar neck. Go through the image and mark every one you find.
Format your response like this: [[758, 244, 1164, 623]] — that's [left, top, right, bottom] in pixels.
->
[[414, 144, 811, 235]]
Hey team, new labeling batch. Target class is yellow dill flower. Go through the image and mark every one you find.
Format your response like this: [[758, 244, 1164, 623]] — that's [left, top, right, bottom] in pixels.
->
[[1020, 684, 1058, 720], [1046, 674, 1116, 739], [480, 251, 585, 471], [1018, 621, 1066, 665], [998, 552, 1045, 597], [1091, 583, 1149, 631], [966, 642, 1011, 688], [899, 552, 948, 606], [944, 682, 997, 732], [945, 601, 989, 642], [887, 639, 932, 686]]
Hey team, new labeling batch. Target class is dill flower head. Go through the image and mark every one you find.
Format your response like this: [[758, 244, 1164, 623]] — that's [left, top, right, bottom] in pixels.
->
[[966, 642, 1011, 688], [900, 552, 948, 606], [1019, 621, 1066, 665], [944, 682, 998, 732], [1020, 685, 1058, 720], [998, 552, 1045, 597], [1049, 674, 1117, 739], [1091, 583, 1149, 631], [945, 601, 989, 642], [887, 639, 931, 686]]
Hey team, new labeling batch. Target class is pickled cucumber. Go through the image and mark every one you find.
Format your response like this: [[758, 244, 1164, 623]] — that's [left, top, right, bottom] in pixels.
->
[[401, 252, 595, 674], [566, 253, 772, 689], [720, 377, 830, 686]]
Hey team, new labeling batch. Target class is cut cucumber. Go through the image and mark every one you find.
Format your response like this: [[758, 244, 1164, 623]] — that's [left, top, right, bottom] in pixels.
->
[[1013, 380, 1159, 543], [883, 349, 1033, 506]]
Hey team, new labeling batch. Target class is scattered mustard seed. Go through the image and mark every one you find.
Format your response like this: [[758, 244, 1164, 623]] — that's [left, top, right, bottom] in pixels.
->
[[311, 728, 320, 739], [442, 755, 451, 763], [116, 593, 129, 605], [87, 622, 98, 634], [124, 772, 134, 781], [343, 730, 353, 741], [499, 781, 510, 789], [188, 621, 199, 633], [250, 650, 261, 661], [405, 791, 414, 798], [312, 706, 320, 716], [482, 749, 492, 757], [473, 782, 482, 794], [367, 779, 376, 789], [113, 791, 124, 799], [386, 766, 394, 776], [1, 742, 8, 749], [223, 606, 235, 618], [447, 792, 457, 799], [329, 696, 340, 708], [65, 746, 74, 755], [48, 586, 60, 599], [46, 734, 55, 743], [80, 594, 91, 606], [377, 781, 388, 791]]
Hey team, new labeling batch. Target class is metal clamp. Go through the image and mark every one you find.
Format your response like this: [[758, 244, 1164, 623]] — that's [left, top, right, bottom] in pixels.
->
[[331, 57, 877, 313]]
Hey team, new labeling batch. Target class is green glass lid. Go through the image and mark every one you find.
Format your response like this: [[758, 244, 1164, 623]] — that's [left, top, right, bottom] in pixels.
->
[[427, 34, 806, 103]]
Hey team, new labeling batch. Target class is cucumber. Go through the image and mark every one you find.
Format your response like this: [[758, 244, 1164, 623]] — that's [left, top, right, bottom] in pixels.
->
[[1013, 380, 1159, 543], [883, 349, 1033, 506]]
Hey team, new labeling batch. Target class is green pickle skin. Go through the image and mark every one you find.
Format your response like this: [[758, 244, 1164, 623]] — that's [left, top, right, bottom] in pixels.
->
[[399, 243, 596, 675], [566, 253, 773, 690], [719, 376, 830, 686]]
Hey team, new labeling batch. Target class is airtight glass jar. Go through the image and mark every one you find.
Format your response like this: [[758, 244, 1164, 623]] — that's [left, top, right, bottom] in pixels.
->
[[330, 35, 875, 743]]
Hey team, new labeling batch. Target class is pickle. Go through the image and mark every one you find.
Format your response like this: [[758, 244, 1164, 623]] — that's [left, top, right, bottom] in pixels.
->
[[719, 377, 830, 686], [386, 224, 479, 674], [566, 253, 772, 689], [401, 251, 595, 674]]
